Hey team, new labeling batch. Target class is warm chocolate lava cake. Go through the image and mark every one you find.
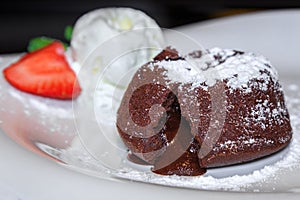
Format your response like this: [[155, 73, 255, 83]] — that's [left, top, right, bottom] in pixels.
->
[[116, 47, 292, 176]]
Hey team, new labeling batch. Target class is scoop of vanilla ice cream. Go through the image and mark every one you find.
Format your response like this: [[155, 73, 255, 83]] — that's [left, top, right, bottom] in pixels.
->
[[71, 7, 165, 65], [70, 8, 166, 137]]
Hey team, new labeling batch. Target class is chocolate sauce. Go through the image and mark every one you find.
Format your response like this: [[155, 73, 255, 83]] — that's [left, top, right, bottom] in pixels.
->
[[127, 153, 151, 165], [152, 118, 206, 176]]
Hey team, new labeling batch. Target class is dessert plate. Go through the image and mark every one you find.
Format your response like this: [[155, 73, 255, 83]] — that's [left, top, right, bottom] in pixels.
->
[[0, 9, 300, 199]]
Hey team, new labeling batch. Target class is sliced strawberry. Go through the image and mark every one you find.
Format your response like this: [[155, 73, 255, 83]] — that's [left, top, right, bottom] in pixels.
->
[[3, 42, 81, 99]]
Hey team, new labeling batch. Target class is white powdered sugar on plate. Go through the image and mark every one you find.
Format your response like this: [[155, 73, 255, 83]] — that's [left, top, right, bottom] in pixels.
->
[[1, 52, 299, 193], [0, 181, 24, 200], [58, 81, 300, 192], [107, 81, 300, 192], [114, 137, 299, 192]]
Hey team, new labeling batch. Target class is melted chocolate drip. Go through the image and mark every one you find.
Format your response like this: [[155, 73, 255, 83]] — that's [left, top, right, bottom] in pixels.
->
[[127, 153, 151, 165], [152, 118, 206, 176]]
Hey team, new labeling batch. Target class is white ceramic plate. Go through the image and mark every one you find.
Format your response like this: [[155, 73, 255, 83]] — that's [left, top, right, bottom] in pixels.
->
[[0, 9, 300, 200]]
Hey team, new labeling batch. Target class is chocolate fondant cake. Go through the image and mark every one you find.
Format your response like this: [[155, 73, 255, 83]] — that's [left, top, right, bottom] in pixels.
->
[[116, 47, 293, 176]]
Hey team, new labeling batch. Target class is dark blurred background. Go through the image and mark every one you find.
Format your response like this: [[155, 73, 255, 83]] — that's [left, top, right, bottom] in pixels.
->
[[1, 0, 300, 54]]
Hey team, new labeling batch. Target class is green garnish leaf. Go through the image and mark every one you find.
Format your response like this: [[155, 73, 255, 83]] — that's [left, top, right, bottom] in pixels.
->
[[27, 37, 68, 52], [27, 37, 54, 52], [64, 25, 73, 41]]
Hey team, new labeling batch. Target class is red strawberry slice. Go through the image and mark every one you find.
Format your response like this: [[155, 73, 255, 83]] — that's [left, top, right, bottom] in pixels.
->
[[3, 41, 81, 99]]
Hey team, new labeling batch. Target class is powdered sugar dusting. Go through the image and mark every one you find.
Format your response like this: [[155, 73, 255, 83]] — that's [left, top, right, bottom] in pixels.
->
[[212, 136, 275, 152], [242, 98, 288, 131], [209, 49, 275, 93], [147, 59, 199, 84], [146, 48, 277, 93]]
